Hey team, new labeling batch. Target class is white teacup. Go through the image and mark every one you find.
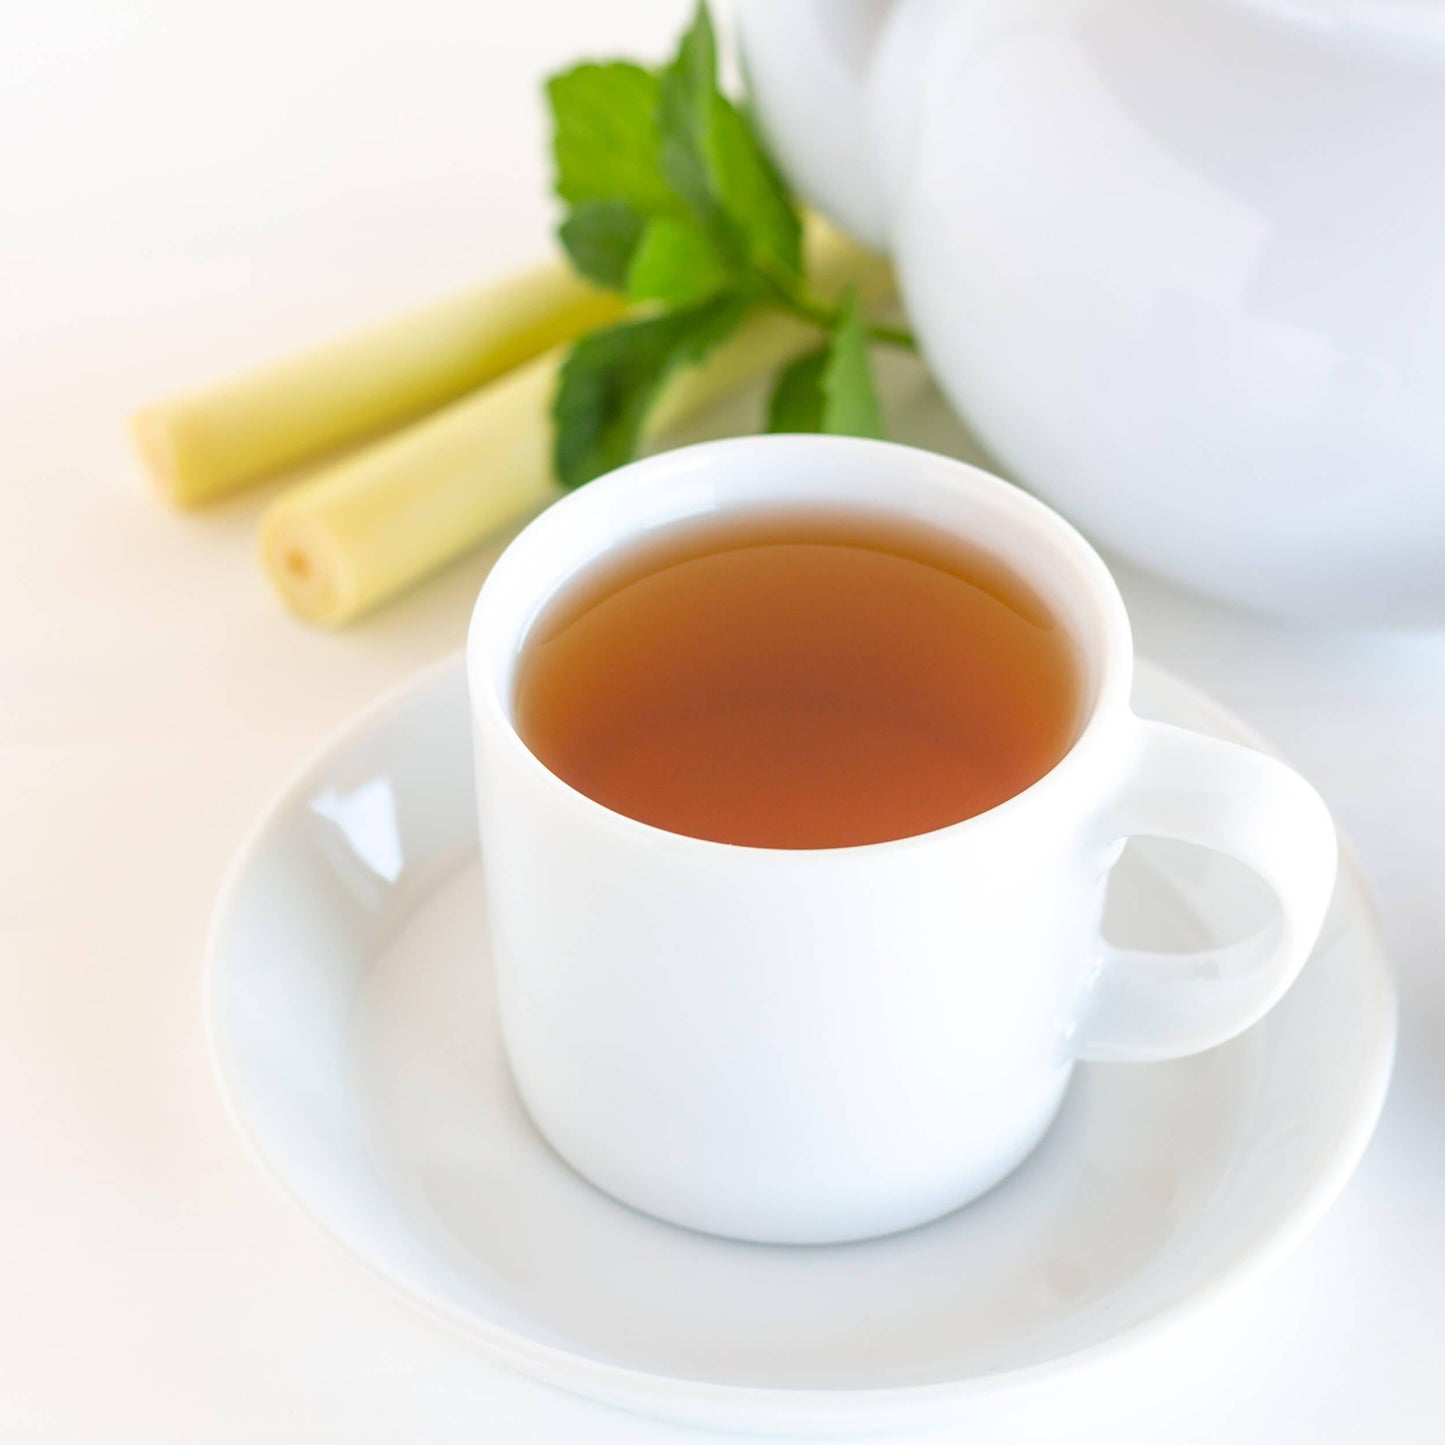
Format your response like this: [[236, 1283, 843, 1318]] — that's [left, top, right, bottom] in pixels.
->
[[467, 437, 1336, 1246]]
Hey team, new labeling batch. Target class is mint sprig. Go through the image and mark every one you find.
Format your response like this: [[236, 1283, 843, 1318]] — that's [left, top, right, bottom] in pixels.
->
[[545, 0, 912, 489]]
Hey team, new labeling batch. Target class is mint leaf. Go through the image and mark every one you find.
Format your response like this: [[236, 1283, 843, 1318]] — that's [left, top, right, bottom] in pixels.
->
[[657, 4, 802, 287], [553, 295, 748, 488], [657, 6, 731, 248], [765, 297, 885, 437], [766, 347, 828, 433], [705, 94, 801, 283], [626, 216, 730, 306], [558, 200, 647, 289], [547, 62, 674, 214], [820, 291, 885, 438]]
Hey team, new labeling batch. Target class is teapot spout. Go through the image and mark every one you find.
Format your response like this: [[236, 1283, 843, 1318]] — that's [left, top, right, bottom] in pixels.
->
[[734, 0, 904, 252]]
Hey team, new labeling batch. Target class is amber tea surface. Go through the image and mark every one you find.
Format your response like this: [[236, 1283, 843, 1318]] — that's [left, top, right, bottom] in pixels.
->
[[514, 510, 1085, 848]]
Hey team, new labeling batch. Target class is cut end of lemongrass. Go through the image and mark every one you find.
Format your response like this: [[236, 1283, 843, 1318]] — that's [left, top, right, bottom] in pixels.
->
[[260, 508, 354, 626], [131, 406, 186, 506]]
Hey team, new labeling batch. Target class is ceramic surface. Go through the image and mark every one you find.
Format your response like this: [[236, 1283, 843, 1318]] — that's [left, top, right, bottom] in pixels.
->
[[736, 0, 1445, 624], [206, 654, 1395, 1434], [466, 436, 1336, 1245]]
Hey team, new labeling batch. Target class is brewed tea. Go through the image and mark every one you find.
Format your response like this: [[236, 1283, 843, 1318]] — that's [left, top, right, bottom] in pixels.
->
[[514, 510, 1084, 849]]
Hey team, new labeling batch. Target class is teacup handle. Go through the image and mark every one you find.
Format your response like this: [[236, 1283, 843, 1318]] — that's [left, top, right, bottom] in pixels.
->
[[1074, 719, 1337, 1063]]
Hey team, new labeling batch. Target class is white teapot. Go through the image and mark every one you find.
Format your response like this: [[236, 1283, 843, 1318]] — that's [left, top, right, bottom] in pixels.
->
[[735, 0, 1445, 626]]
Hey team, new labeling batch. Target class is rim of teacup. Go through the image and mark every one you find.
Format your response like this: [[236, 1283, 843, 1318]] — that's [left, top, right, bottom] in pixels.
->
[[466, 435, 1134, 856]]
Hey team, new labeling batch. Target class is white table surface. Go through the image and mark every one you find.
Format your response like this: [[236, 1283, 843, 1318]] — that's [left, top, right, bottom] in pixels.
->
[[3, 3, 1442, 1440]]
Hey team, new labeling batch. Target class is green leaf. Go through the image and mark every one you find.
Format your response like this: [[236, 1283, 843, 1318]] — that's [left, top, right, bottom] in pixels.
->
[[765, 296, 886, 438], [553, 295, 748, 488], [554, 199, 647, 289], [765, 347, 828, 433], [547, 62, 674, 213], [657, 6, 729, 241], [625, 216, 731, 305], [820, 292, 885, 438], [558, 200, 647, 289], [656, 3, 802, 290], [704, 94, 801, 283]]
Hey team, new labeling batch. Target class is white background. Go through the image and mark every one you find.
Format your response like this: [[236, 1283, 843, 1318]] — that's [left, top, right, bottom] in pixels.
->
[[2, 2, 1442, 1440]]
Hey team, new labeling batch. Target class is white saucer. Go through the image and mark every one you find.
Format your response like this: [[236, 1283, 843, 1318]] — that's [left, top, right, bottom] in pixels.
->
[[206, 655, 1394, 1435]]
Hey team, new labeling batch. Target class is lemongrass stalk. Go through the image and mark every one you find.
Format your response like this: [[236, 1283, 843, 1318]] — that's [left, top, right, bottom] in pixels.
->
[[133, 262, 625, 507], [261, 223, 893, 626]]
